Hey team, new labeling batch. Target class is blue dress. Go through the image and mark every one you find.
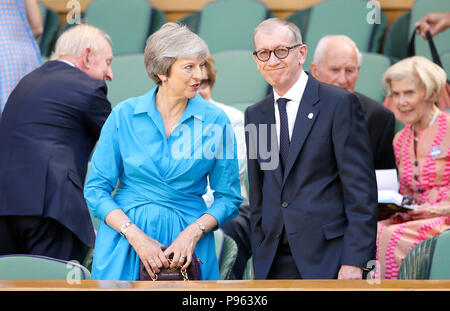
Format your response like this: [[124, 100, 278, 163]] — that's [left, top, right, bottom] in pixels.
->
[[84, 87, 242, 280], [0, 0, 41, 114]]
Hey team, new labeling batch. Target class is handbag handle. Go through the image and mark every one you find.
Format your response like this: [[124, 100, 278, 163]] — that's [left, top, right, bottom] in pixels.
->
[[408, 26, 443, 67]]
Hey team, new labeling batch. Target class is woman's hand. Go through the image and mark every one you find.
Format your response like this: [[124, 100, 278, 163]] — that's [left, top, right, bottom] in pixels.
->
[[125, 225, 170, 279], [407, 203, 446, 220], [164, 223, 203, 271]]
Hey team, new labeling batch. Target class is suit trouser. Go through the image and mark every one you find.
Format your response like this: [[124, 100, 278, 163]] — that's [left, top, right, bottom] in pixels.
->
[[267, 236, 302, 279], [0, 215, 84, 263]]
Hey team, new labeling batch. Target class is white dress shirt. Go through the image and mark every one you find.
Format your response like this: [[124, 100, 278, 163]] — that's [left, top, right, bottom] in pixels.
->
[[273, 70, 308, 148]]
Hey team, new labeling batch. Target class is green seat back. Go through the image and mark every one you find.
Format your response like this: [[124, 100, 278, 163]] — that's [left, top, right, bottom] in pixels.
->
[[430, 230, 450, 279], [213, 228, 225, 261], [397, 235, 438, 279], [149, 7, 167, 34], [213, 229, 238, 280], [37, 3, 60, 58], [227, 102, 254, 113], [211, 49, 269, 106], [177, 11, 201, 33], [0, 255, 91, 280], [383, 12, 411, 63], [355, 52, 391, 102], [395, 118, 405, 133], [197, 0, 269, 54], [107, 53, 155, 107], [286, 7, 312, 35], [304, 0, 382, 71], [85, 0, 152, 55], [242, 256, 254, 280], [409, 0, 450, 61], [219, 234, 238, 280]]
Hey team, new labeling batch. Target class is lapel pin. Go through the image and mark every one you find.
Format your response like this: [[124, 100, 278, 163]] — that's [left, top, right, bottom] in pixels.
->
[[307, 113, 314, 120]]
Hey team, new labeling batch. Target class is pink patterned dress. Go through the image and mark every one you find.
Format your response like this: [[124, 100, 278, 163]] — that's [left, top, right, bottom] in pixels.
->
[[376, 111, 450, 279]]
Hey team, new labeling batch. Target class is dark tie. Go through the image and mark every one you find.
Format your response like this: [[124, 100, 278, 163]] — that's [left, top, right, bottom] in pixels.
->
[[277, 98, 290, 244], [277, 98, 290, 173]]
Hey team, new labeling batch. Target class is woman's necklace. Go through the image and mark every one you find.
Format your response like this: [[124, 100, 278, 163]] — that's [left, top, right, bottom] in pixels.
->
[[413, 107, 440, 142]]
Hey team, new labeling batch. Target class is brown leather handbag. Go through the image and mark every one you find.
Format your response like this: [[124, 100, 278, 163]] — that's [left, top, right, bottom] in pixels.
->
[[139, 247, 203, 281]]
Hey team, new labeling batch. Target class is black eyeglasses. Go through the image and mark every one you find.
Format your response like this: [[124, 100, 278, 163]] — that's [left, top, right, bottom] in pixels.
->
[[253, 44, 302, 62]]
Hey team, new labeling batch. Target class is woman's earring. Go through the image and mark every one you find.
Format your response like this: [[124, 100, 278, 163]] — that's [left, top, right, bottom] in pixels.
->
[[162, 77, 167, 82]]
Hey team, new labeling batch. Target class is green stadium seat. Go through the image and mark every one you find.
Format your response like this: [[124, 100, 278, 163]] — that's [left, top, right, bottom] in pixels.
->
[[0, 254, 91, 280], [106, 53, 155, 107], [429, 229, 450, 279], [383, 12, 411, 63], [211, 49, 269, 107], [197, 0, 270, 54], [177, 11, 201, 33], [242, 257, 254, 280], [355, 52, 392, 102], [395, 118, 405, 133], [149, 7, 168, 34], [409, 0, 450, 62], [37, 3, 60, 58], [398, 230, 450, 280], [303, 0, 386, 71], [84, 0, 156, 55], [285, 7, 312, 35], [214, 229, 238, 280]]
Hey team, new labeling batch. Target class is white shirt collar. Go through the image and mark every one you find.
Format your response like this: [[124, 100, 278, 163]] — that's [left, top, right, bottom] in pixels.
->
[[57, 59, 76, 67], [273, 70, 308, 104]]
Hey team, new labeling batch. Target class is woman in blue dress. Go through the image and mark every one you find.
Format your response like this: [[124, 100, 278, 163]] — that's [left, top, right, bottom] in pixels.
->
[[84, 23, 242, 280]]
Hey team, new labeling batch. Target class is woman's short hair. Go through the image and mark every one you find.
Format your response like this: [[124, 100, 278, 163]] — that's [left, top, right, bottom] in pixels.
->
[[204, 55, 217, 89], [144, 22, 209, 84], [253, 18, 303, 48], [382, 56, 447, 103], [50, 24, 111, 60]]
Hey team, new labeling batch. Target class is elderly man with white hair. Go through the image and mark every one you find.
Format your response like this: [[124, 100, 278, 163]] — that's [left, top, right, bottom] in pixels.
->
[[0, 24, 113, 262], [310, 35, 396, 170]]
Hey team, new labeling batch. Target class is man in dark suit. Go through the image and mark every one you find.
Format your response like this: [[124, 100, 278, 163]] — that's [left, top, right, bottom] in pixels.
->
[[0, 24, 113, 262], [246, 18, 378, 279], [310, 34, 396, 170]]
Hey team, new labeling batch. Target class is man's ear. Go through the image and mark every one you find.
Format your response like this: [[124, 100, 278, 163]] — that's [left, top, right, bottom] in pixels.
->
[[298, 44, 308, 66], [310, 62, 318, 78], [81, 47, 92, 68]]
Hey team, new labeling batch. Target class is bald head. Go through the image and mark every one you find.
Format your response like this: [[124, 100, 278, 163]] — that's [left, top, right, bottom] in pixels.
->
[[310, 35, 362, 93]]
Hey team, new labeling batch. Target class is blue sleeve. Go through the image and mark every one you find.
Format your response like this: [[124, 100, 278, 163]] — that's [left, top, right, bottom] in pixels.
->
[[84, 110, 123, 222], [206, 117, 242, 227]]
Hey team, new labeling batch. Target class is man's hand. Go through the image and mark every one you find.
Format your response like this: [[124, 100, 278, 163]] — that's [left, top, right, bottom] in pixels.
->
[[338, 265, 363, 280]]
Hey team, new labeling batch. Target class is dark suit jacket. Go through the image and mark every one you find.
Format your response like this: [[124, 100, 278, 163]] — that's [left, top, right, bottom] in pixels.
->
[[355, 92, 396, 170], [245, 74, 378, 279], [0, 61, 111, 248]]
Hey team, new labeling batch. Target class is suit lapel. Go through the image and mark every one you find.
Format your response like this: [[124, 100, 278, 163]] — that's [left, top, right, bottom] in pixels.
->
[[260, 95, 283, 187], [282, 76, 320, 186]]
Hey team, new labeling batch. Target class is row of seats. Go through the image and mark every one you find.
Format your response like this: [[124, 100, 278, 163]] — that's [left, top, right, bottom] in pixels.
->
[[38, 0, 450, 65], [0, 228, 238, 281], [1, 227, 449, 280], [38, 0, 450, 118]]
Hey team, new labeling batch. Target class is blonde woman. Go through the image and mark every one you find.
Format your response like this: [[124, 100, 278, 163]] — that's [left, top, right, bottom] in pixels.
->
[[376, 56, 450, 279]]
